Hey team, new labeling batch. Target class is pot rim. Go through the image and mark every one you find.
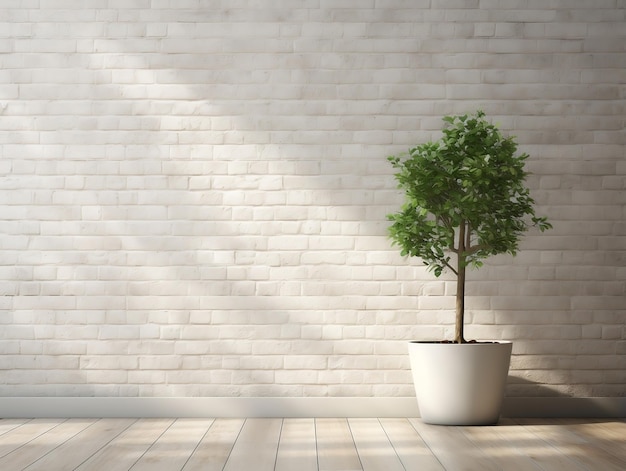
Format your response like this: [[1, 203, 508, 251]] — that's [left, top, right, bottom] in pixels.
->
[[409, 340, 512, 345]]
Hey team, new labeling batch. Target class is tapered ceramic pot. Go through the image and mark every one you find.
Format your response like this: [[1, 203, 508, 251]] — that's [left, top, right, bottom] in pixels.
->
[[408, 341, 513, 425]]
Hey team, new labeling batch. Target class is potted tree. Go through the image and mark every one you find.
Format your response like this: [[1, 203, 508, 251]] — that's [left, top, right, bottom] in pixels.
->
[[387, 111, 551, 425]]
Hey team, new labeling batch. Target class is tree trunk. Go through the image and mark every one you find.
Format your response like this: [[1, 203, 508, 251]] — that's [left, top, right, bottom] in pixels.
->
[[455, 260, 466, 343], [455, 222, 467, 344]]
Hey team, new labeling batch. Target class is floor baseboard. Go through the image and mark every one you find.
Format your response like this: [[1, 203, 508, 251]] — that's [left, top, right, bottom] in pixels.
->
[[1, 396, 624, 418]]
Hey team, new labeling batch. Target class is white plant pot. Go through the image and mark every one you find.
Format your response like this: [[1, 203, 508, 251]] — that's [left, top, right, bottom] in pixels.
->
[[408, 341, 513, 425]]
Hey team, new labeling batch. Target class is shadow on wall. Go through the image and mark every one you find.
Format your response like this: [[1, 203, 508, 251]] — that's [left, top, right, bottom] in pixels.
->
[[503, 376, 626, 418], [507, 374, 565, 398], [2, 5, 416, 398]]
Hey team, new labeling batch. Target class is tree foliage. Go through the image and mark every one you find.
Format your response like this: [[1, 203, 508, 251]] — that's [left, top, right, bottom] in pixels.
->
[[387, 111, 551, 342]]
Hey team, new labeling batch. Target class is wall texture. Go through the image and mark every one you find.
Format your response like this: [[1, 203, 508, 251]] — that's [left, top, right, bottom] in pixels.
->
[[1, 0, 624, 400]]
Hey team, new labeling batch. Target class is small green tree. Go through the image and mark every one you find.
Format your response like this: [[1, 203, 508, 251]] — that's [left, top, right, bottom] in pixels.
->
[[387, 111, 551, 344]]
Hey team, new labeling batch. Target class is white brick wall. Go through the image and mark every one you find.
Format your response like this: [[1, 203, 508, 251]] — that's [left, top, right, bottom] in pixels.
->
[[0, 0, 624, 399]]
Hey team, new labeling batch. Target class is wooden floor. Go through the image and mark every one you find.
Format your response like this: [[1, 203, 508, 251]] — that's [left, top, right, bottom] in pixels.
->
[[0, 417, 624, 471]]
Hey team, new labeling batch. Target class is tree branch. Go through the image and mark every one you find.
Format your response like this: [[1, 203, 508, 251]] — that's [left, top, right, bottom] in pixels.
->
[[443, 258, 458, 276]]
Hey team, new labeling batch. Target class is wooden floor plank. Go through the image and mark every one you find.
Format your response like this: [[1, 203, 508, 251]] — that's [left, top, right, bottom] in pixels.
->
[[316, 418, 362, 471], [274, 418, 318, 471], [75, 418, 175, 471], [379, 418, 445, 471], [0, 419, 66, 459], [409, 418, 502, 471], [349, 418, 405, 471], [182, 418, 243, 471], [129, 418, 214, 471], [503, 418, 591, 471], [553, 419, 626, 463], [516, 418, 626, 471], [460, 421, 544, 471], [23, 418, 135, 471], [222, 418, 282, 471], [0, 419, 95, 470], [0, 419, 29, 438]]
